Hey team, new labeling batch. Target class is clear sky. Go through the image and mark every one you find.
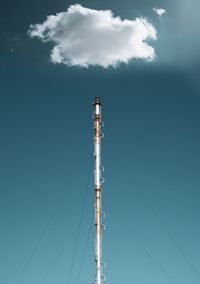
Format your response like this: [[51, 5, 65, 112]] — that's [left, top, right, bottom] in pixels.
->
[[1, 1, 200, 284]]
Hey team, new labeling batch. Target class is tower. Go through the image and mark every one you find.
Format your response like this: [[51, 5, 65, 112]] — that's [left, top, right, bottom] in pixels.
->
[[93, 97, 104, 284]]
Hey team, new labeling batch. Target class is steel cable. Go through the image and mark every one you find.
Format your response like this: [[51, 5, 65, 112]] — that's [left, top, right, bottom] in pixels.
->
[[38, 226, 76, 284], [15, 192, 65, 284], [110, 210, 177, 284], [76, 215, 93, 284], [136, 185, 200, 280], [67, 155, 93, 284]]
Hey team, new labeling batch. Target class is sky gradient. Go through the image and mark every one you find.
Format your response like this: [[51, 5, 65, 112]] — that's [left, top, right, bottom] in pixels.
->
[[1, 1, 200, 284]]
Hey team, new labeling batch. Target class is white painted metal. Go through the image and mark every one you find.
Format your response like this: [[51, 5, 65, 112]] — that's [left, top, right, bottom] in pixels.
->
[[95, 143, 100, 188], [95, 104, 100, 116]]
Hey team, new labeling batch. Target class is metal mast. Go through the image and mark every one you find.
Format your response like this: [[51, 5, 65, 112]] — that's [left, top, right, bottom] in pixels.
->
[[93, 97, 104, 284]]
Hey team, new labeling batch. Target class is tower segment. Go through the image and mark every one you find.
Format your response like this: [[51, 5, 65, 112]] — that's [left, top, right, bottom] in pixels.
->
[[93, 97, 104, 284]]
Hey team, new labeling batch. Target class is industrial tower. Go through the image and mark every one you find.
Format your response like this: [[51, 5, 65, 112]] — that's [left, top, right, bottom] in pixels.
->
[[93, 97, 104, 284]]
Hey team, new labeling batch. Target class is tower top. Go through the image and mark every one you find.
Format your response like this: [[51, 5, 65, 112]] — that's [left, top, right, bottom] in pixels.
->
[[94, 96, 102, 105]]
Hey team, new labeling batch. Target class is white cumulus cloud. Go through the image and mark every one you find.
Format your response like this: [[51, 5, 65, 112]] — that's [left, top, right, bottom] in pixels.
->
[[28, 4, 157, 68], [153, 7, 166, 17]]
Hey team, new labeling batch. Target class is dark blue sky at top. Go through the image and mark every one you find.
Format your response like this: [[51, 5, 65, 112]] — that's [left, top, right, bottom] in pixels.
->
[[0, 0, 200, 284]]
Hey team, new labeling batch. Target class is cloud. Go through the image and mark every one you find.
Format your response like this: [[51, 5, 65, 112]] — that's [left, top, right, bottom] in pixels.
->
[[153, 8, 166, 17], [28, 4, 157, 68]]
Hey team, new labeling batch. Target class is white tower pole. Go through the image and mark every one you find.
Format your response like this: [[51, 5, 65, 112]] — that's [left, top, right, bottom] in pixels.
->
[[93, 97, 103, 284]]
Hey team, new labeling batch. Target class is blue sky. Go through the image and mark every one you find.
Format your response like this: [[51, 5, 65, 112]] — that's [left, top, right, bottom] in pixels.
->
[[1, 1, 200, 284]]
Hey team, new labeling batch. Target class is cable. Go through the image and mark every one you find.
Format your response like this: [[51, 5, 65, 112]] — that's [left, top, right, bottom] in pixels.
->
[[136, 186, 200, 280], [111, 210, 177, 284], [108, 275, 121, 284], [67, 155, 93, 284], [15, 193, 65, 284], [38, 227, 76, 284], [38, 154, 93, 284], [76, 215, 93, 284]]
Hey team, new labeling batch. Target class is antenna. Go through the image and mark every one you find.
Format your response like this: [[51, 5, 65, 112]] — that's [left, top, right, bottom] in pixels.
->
[[93, 97, 105, 284]]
